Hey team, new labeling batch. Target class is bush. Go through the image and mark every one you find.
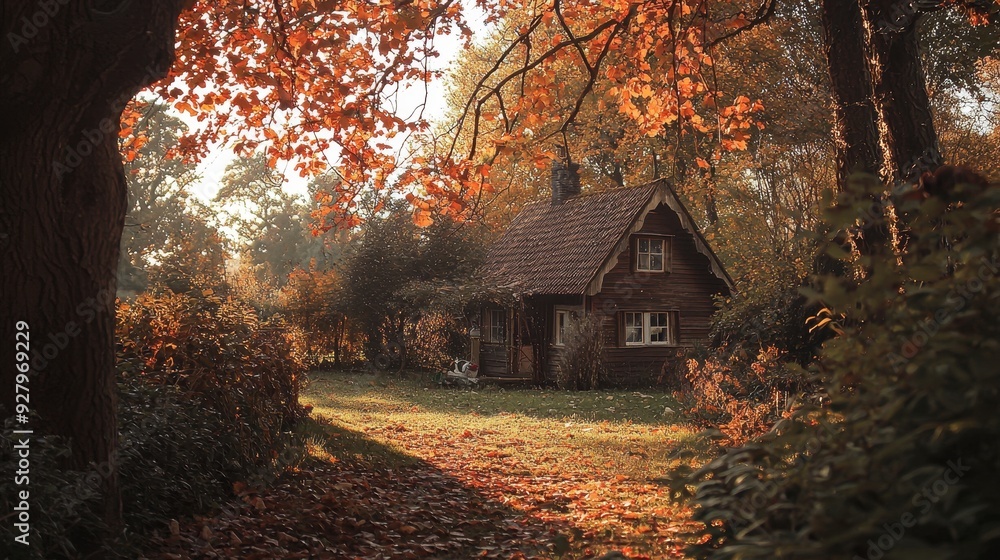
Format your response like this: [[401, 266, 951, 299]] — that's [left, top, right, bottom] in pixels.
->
[[119, 291, 304, 421], [281, 267, 361, 368], [407, 312, 470, 370], [115, 291, 309, 542], [709, 248, 827, 367], [0, 419, 107, 559], [680, 346, 798, 446], [671, 172, 1000, 559], [682, 242, 825, 445], [0, 287, 309, 558], [117, 380, 248, 529], [556, 314, 607, 390]]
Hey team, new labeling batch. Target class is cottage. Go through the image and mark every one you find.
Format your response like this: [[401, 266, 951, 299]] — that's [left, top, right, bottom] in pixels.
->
[[477, 154, 734, 386]]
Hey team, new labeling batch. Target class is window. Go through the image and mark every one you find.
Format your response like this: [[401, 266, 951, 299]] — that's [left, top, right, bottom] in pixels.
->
[[484, 308, 506, 344], [554, 307, 583, 346], [624, 312, 644, 345], [623, 311, 676, 346], [635, 237, 667, 272], [555, 309, 570, 346], [648, 312, 670, 344]]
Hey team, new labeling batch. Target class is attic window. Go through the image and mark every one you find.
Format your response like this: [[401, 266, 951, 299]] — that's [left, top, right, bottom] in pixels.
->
[[635, 237, 668, 272]]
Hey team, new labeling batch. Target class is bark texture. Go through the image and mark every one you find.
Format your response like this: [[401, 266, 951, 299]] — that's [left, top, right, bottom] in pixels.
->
[[822, 0, 883, 185], [860, 0, 942, 184], [821, 0, 888, 262], [1, 0, 186, 528]]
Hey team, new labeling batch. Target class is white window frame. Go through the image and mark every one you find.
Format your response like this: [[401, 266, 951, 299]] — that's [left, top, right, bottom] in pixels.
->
[[635, 236, 668, 272], [554, 309, 569, 346], [647, 312, 671, 345], [624, 311, 674, 346], [484, 308, 506, 344], [624, 311, 644, 346], [553, 306, 583, 346]]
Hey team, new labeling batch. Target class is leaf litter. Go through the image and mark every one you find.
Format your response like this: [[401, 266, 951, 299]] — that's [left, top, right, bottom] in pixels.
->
[[143, 372, 703, 559]]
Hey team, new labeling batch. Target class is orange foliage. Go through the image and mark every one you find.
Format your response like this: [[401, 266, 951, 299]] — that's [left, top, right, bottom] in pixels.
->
[[681, 346, 787, 446], [133, 0, 769, 226], [117, 292, 306, 430]]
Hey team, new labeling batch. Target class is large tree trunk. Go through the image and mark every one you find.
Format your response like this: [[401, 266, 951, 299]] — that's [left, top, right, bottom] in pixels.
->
[[860, 0, 942, 184], [820, 0, 888, 267], [822, 0, 883, 186], [1, 1, 186, 530]]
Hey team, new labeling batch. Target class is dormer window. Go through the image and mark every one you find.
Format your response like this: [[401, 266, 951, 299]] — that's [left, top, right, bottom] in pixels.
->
[[635, 237, 668, 272]]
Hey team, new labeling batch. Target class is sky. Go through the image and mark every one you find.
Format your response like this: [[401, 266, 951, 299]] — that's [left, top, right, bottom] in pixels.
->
[[183, 5, 490, 205]]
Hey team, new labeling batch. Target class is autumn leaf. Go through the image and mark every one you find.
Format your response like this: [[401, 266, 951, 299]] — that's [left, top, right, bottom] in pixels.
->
[[413, 208, 434, 228]]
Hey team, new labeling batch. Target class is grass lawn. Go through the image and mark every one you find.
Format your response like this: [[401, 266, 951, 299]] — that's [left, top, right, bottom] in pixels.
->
[[299, 370, 708, 559]]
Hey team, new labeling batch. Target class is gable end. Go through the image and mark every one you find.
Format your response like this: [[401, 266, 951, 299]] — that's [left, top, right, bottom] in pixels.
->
[[585, 180, 735, 296]]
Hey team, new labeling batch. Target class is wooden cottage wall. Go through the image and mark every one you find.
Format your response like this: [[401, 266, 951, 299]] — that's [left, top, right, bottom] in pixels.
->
[[590, 203, 730, 386]]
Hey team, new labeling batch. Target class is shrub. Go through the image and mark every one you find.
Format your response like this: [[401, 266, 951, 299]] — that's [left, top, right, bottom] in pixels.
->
[[0, 286, 309, 558], [683, 242, 826, 445], [556, 314, 607, 390], [116, 291, 307, 480], [281, 267, 361, 368], [671, 172, 1000, 559], [0, 418, 106, 559], [407, 312, 470, 370], [680, 346, 797, 446], [117, 380, 247, 529], [709, 249, 828, 367]]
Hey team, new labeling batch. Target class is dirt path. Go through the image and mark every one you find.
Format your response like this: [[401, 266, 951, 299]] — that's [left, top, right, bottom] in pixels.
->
[[144, 372, 702, 559]]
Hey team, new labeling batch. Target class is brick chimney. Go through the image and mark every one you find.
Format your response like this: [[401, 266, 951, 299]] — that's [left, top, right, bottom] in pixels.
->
[[551, 145, 581, 205]]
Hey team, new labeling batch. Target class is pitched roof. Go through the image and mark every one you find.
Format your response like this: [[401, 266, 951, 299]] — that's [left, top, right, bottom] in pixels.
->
[[482, 179, 733, 295]]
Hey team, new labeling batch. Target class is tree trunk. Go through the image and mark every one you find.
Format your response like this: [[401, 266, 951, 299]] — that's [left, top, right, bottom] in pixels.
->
[[822, 0, 883, 186], [860, 0, 942, 184], [1, 1, 186, 530], [820, 0, 887, 267]]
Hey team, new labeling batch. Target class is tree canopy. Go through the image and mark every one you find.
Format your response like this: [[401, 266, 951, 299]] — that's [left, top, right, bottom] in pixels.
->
[[140, 0, 787, 228]]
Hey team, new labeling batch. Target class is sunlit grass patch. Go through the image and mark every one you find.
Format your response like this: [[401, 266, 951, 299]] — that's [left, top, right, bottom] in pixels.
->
[[299, 370, 710, 558], [302, 370, 706, 480]]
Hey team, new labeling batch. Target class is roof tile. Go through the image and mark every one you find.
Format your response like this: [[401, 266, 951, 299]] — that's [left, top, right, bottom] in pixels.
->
[[482, 184, 657, 294]]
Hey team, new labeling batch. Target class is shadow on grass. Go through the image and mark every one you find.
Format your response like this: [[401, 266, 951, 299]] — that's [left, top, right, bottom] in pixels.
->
[[145, 414, 602, 560], [296, 414, 421, 468]]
